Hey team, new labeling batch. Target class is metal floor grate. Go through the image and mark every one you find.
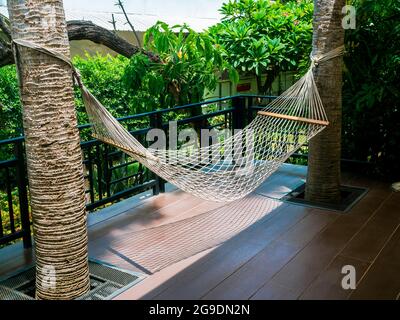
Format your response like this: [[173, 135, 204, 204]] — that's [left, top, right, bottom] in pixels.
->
[[0, 260, 144, 300]]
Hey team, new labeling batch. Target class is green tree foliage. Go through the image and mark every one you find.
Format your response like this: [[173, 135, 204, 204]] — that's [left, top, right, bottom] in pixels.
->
[[123, 22, 229, 109], [73, 53, 132, 124], [343, 0, 400, 179], [209, 0, 313, 94], [0, 65, 22, 140], [0, 54, 135, 137]]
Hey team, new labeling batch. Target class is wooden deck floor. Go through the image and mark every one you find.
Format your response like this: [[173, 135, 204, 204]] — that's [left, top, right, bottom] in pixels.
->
[[1, 164, 399, 300]]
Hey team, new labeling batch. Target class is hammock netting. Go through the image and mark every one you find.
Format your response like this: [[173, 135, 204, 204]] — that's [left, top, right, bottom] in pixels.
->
[[13, 39, 343, 203], [82, 48, 343, 202]]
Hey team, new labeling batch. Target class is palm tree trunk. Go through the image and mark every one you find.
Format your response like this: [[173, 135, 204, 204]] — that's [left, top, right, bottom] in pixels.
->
[[7, 0, 90, 299], [305, 0, 345, 204]]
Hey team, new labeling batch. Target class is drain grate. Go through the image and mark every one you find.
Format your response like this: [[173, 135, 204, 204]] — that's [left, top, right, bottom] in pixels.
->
[[0, 260, 144, 300]]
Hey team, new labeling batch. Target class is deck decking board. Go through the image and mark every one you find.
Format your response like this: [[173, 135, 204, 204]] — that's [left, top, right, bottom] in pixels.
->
[[258, 202, 394, 296], [201, 241, 303, 300], [340, 215, 399, 262], [299, 255, 371, 300], [250, 281, 302, 300], [149, 204, 310, 300], [0, 165, 398, 300]]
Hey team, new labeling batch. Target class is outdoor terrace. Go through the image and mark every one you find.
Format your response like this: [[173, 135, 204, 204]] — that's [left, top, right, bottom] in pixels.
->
[[1, 163, 399, 300], [0, 94, 399, 300]]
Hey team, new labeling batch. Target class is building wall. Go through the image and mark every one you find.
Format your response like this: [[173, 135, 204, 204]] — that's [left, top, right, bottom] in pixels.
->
[[206, 71, 297, 100]]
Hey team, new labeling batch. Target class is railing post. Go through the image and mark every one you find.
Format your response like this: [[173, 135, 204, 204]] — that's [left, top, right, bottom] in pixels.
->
[[232, 96, 246, 130], [103, 144, 111, 198], [14, 140, 32, 249], [247, 96, 254, 124], [150, 112, 165, 195], [96, 144, 103, 201]]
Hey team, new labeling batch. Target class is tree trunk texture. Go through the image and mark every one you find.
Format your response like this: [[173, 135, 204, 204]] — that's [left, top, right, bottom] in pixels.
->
[[0, 17, 159, 68], [305, 0, 345, 204], [8, 0, 90, 299]]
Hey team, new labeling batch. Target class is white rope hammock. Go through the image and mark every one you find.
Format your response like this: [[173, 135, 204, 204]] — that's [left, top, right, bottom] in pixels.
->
[[13, 39, 345, 203]]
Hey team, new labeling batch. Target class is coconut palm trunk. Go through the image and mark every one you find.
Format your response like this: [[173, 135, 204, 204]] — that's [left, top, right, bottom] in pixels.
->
[[305, 0, 345, 204], [7, 0, 90, 299]]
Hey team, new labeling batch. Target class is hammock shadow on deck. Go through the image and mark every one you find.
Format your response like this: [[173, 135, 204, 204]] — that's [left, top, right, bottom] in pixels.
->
[[131, 197, 312, 300], [87, 164, 308, 280]]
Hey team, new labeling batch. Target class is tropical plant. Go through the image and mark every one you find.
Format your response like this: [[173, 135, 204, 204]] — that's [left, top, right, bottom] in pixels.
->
[[73, 53, 131, 123], [123, 21, 231, 109], [342, 0, 400, 180], [0, 65, 22, 140], [209, 0, 314, 94], [122, 21, 237, 133], [305, 0, 346, 203], [305, 0, 345, 204]]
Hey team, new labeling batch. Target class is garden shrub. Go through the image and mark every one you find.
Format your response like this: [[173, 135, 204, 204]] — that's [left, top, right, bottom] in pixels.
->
[[209, 0, 313, 94], [0, 65, 22, 141], [343, 0, 400, 180]]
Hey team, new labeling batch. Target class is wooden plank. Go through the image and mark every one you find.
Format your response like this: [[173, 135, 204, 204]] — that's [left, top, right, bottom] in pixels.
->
[[0, 242, 34, 280], [114, 249, 215, 300], [340, 215, 399, 262], [277, 210, 337, 247], [300, 255, 370, 300], [136, 201, 290, 299], [88, 192, 206, 242], [152, 204, 311, 300], [349, 262, 400, 300], [202, 211, 335, 300], [250, 281, 302, 300], [257, 111, 329, 126], [349, 225, 400, 299], [374, 224, 400, 264], [270, 214, 371, 292], [0, 166, 396, 300], [373, 192, 400, 221], [349, 194, 392, 220], [92, 195, 283, 273], [202, 241, 301, 300]]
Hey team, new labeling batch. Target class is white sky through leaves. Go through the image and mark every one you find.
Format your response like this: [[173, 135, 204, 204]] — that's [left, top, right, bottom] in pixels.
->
[[0, 0, 225, 31]]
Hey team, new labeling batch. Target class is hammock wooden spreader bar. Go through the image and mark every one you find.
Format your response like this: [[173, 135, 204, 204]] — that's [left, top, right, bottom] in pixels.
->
[[257, 111, 330, 126]]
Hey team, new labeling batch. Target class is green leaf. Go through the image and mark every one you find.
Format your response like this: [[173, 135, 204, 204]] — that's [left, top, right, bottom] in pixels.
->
[[229, 67, 240, 84]]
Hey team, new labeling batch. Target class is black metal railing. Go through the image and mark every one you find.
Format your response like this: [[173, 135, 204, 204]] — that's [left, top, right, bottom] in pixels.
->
[[0, 137, 31, 248]]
